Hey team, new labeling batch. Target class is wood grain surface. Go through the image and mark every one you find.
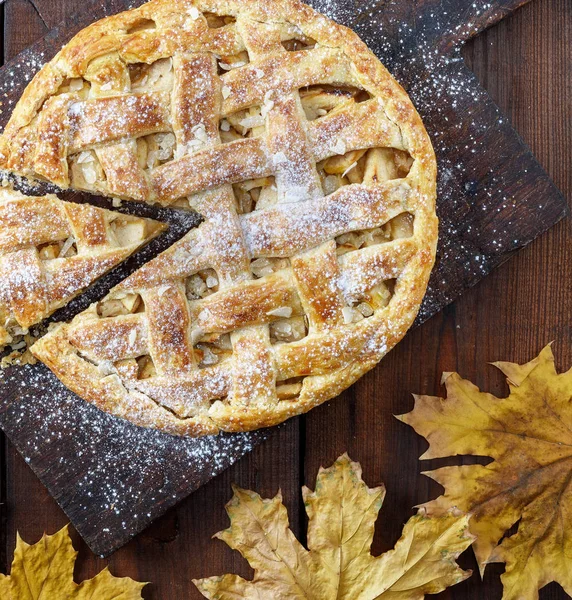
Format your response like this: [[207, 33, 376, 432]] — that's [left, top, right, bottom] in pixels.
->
[[1, 0, 571, 598]]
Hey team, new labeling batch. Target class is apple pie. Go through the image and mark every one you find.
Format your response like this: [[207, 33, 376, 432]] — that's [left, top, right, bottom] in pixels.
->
[[0, 0, 438, 435], [0, 187, 165, 350]]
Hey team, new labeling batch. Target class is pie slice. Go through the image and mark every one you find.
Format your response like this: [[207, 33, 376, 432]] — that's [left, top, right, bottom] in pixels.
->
[[1, 0, 438, 435], [0, 187, 166, 349]]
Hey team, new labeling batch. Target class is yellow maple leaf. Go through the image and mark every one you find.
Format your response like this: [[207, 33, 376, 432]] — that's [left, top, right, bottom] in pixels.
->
[[399, 344, 572, 600], [0, 525, 145, 599], [193, 453, 473, 599]]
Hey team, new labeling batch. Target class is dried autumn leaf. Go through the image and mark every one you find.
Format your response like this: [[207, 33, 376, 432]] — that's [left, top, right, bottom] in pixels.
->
[[194, 453, 473, 599], [399, 345, 572, 600], [0, 525, 145, 599]]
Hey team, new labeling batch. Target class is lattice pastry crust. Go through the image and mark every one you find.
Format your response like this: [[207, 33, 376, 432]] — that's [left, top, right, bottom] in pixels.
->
[[1, 0, 438, 435], [0, 187, 165, 350]]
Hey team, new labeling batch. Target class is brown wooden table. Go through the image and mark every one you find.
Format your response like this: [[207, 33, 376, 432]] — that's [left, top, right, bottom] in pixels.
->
[[1, 0, 571, 598]]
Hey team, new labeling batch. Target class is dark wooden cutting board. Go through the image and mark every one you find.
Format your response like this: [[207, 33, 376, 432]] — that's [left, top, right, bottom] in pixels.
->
[[0, 0, 567, 557]]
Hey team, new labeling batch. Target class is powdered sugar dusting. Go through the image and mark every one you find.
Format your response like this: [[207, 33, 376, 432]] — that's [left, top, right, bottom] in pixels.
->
[[0, 361, 262, 555]]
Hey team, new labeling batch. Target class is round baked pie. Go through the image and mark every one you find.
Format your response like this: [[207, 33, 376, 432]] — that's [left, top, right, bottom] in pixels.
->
[[0, 0, 438, 436]]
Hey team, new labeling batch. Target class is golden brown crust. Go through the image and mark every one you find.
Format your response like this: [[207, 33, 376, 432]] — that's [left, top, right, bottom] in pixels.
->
[[12, 0, 439, 436]]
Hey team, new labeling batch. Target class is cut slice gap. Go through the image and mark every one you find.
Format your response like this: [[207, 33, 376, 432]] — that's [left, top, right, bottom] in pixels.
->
[[204, 12, 236, 28], [335, 213, 414, 256], [269, 315, 307, 344], [318, 147, 414, 194], [125, 18, 156, 34], [220, 105, 265, 143], [299, 84, 371, 120], [217, 51, 250, 74], [136, 354, 156, 379], [194, 332, 233, 368], [0, 191, 167, 358], [250, 256, 289, 279], [96, 292, 144, 317], [276, 376, 304, 400], [281, 36, 317, 51], [185, 269, 219, 300], [128, 58, 173, 90], [37, 238, 78, 260], [232, 177, 276, 214]]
